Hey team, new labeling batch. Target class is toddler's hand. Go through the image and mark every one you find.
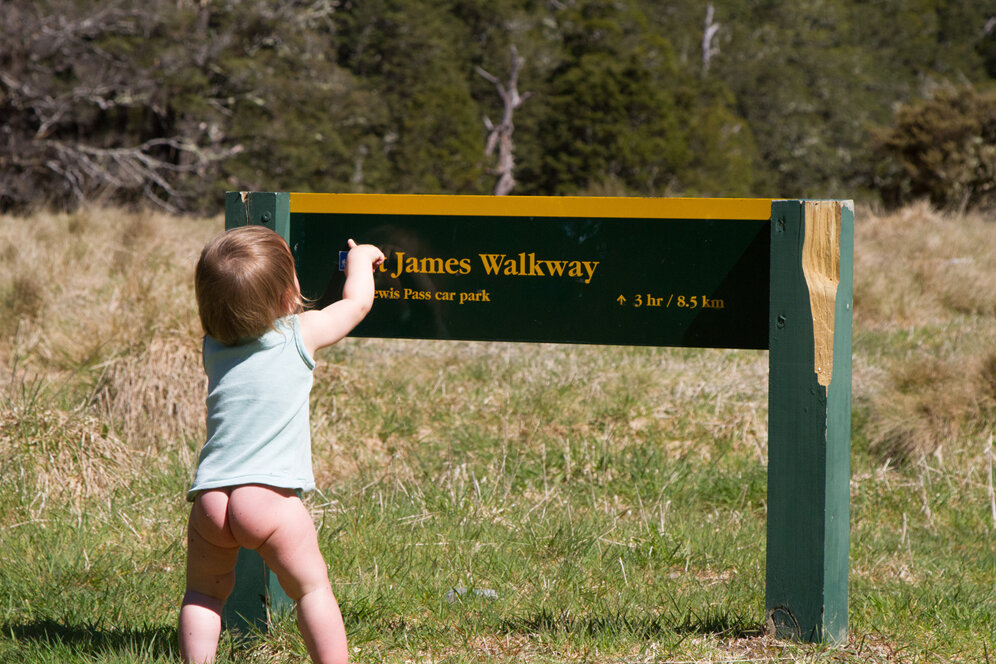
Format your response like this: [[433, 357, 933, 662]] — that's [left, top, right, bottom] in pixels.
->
[[346, 239, 385, 271]]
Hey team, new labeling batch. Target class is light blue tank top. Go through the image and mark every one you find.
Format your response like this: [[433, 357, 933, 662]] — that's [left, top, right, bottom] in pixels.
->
[[188, 315, 316, 500]]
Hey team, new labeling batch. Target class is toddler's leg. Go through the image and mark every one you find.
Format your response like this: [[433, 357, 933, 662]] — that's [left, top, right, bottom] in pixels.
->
[[179, 490, 240, 664], [228, 485, 348, 664]]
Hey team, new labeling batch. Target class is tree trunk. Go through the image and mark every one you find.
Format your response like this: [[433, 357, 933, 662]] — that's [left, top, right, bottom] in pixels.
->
[[477, 45, 530, 196]]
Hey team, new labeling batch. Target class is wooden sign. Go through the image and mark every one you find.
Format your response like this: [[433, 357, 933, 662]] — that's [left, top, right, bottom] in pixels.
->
[[222, 192, 854, 644], [287, 194, 772, 348]]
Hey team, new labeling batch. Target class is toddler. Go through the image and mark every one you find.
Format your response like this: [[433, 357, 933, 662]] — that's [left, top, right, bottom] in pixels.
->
[[179, 225, 384, 663]]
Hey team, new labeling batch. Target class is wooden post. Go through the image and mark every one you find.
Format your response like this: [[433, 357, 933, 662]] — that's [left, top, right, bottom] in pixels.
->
[[224, 190, 290, 236], [766, 200, 853, 643], [220, 191, 295, 634]]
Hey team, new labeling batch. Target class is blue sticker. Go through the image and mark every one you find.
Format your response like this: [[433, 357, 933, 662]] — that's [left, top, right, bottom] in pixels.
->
[[339, 250, 349, 271]]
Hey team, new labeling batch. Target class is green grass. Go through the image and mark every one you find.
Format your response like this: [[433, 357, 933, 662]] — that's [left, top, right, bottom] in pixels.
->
[[2, 204, 995, 662]]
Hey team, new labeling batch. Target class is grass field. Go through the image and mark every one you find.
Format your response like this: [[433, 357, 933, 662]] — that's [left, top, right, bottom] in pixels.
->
[[1, 202, 994, 663]]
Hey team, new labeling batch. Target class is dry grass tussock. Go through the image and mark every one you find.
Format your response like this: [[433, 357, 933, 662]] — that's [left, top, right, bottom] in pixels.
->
[[854, 201, 996, 462], [0, 205, 210, 370], [0, 394, 142, 517], [94, 334, 206, 444], [0, 206, 215, 505]]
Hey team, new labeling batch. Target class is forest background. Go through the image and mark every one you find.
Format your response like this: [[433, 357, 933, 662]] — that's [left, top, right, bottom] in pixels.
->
[[2, 0, 996, 213]]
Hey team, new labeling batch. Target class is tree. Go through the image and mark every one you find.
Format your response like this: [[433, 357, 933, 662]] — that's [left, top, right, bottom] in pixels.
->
[[524, 1, 691, 195], [870, 84, 996, 211], [0, 1, 240, 211], [477, 46, 530, 195], [207, 1, 389, 196], [334, 0, 486, 194]]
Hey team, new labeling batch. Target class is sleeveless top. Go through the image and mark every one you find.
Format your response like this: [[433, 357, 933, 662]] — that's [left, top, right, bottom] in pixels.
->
[[187, 315, 316, 500]]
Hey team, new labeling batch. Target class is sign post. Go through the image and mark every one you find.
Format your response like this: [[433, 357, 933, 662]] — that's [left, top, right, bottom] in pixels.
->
[[220, 192, 853, 643], [766, 200, 852, 643]]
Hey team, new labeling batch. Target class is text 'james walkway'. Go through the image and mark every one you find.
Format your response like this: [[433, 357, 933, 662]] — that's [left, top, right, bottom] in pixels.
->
[[382, 252, 600, 284]]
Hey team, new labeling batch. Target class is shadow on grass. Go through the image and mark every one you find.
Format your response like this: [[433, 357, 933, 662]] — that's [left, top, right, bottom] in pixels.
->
[[2, 619, 179, 659], [498, 608, 765, 640]]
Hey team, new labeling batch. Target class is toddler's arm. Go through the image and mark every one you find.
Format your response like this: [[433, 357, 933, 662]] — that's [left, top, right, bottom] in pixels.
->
[[299, 239, 385, 355]]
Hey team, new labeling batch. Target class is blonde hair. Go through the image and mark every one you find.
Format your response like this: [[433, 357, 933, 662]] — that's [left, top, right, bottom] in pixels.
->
[[195, 225, 302, 345]]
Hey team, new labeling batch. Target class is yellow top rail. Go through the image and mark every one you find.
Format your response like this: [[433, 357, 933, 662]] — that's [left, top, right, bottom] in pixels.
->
[[289, 193, 774, 220]]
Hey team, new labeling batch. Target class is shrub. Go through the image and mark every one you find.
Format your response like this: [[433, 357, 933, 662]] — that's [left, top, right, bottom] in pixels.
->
[[870, 84, 996, 212]]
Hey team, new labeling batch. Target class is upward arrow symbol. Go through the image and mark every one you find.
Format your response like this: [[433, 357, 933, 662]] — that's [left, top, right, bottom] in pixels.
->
[[617, 295, 626, 305]]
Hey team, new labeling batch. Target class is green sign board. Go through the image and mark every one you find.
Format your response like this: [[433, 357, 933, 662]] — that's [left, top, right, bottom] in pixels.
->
[[222, 191, 854, 646], [291, 212, 770, 348]]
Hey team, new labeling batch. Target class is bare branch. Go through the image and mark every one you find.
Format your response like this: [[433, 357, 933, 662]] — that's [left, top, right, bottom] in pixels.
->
[[44, 138, 243, 211], [475, 66, 500, 87], [702, 4, 721, 75], [478, 45, 530, 196]]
